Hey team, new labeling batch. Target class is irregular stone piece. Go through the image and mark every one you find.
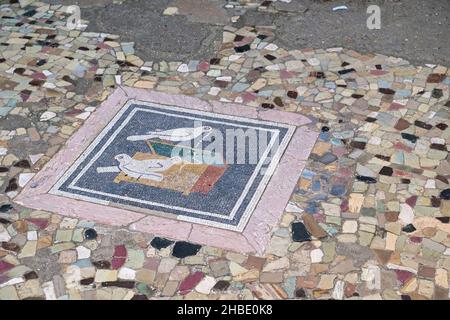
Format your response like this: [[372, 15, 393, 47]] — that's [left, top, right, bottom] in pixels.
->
[[150, 237, 174, 250], [172, 241, 201, 259], [291, 222, 311, 242], [302, 214, 328, 239], [179, 271, 204, 295]]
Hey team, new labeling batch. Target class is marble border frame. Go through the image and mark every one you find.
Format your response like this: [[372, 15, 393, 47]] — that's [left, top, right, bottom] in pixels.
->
[[14, 86, 319, 255]]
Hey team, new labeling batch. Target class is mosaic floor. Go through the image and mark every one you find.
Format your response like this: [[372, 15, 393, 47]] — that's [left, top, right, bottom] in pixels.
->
[[0, 0, 449, 300]]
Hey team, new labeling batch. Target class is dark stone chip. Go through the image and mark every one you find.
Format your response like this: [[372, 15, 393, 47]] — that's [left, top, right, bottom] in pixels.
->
[[436, 175, 449, 184], [0, 218, 11, 225], [310, 71, 325, 79], [295, 288, 306, 298], [29, 79, 44, 86], [213, 280, 230, 291], [432, 88, 443, 99], [426, 73, 446, 83], [234, 44, 250, 53], [445, 100, 450, 107], [131, 294, 148, 300], [287, 90, 298, 99], [172, 241, 201, 259], [436, 217, 450, 224], [264, 54, 276, 61], [5, 178, 18, 193], [431, 196, 441, 207], [401, 133, 419, 143], [350, 141, 366, 150], [209, 58, 220, 65], [291, 222, 311, 242], [150, 237, 174, 250], [351, 94, 364, 99], [400, 179, 410, 184], [36, 59, 46, 66], [321, 126, 330, 132], [261, 103, 275, 109], [261, 0, 272, 7], [257, 34, 267, 40], [84, 228, 97, 240], [0, 204, 13, 212], [24, 271, 39, 280], [402, 224, 416, 233], [78, 46, 89, 51], [23, 9, 37, 17], [365, 117, 377, 122], [414, 120, 432, 130], [341, 62, 350, 67], [0, 58, 5, 63], [430, 143, 447, 151], [102, 281, 135, 288], [273, 97, 283, 107], [436, 123, 448, 130], [375, 154, 391, 161], [13, 159, 31, 168], [338, 68, 356, 75], [1, 242, 20, 252], [440, 189, 450, 200], [401, 295, 411, 300], [233, 35, 244, 42], [214, 80, 228, 88], [80, 278, 94, 285], [14, 67, 26, 75], [92, 260, 111, 269], [375, 64, 382, 70], [379, 166, 393, 176], [356, 175, 377, 184], [378, 88, 395, 94]]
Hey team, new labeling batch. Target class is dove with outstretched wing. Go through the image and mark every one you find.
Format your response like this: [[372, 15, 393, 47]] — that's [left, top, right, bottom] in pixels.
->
[[126, 126, 212, 142]]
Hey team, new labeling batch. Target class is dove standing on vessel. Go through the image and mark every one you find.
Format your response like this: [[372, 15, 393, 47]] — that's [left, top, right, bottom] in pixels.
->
[[113, 154, 182, 181]]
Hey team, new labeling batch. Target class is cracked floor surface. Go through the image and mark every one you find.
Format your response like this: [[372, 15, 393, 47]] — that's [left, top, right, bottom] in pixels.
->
[[0, 0, 450, 300]]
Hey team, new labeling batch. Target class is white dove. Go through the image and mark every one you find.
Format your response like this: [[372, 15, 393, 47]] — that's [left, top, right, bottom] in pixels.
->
[[114, 154, 181, 181], [126, 126, 212, 142]]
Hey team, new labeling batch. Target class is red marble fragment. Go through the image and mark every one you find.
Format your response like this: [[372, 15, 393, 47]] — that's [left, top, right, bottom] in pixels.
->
[[25, 218, 48, 230], [97, 43, 111, 49], [340, 199, 349, 212], [111, 245, 127, 269], [405, 196, 417, 207], [389, 102, 405, 110], [198, 61, 210, 72], [409, 236, 422, 244], [370, 70, 388, 76], [190, 165, 227, 194], [393, 169, 411, 177], [31, 72, 46, 80], [241, 92, 256, 104], [0, 261, 14, 273], [394, 269, 414, 285], [178, 271, 204, 295], [393, 142, 412, 152]]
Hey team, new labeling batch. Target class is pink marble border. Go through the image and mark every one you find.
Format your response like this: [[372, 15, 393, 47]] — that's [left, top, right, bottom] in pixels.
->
[[14, 87, 318, 255]]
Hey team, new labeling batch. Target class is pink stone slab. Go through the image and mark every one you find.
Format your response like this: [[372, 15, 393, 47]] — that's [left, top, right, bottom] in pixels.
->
[[14, 86, 318, 255]]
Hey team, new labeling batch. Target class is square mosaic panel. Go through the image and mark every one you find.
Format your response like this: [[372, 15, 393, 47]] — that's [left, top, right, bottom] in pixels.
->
[[16, 88, 318, 253], [50, 100, 294, 231]]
